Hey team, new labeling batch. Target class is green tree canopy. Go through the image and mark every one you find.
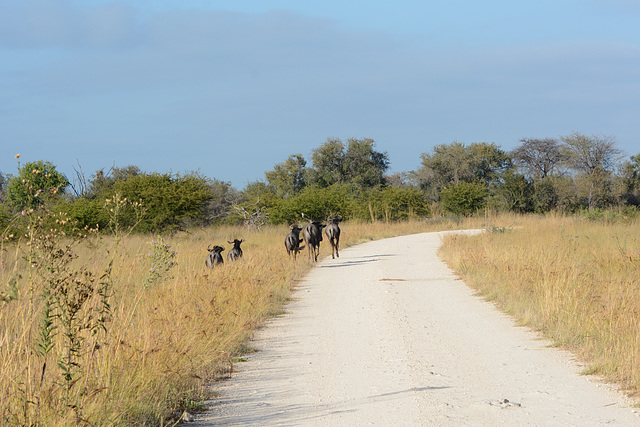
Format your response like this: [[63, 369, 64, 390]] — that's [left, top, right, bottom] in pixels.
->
[[88, 165, 141, 198], [416, 142, 511, 200], [310, 138, 346, 187], [109, 171, 213, 232], [309, 138, 389, 189], [7, 160, 68, 210], [360, 186, 430, 222], [269, 184, 355, 224], [343, 138, 390, 188], [264, 154, 308, 198]]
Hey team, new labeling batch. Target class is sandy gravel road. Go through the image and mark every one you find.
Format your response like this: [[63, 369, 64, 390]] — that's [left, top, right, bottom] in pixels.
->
[[193, 231, 639, 426]]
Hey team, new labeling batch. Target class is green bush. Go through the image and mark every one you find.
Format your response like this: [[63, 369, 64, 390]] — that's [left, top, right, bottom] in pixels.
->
[[490, 171, 533, 213], [6, 160, 68, 210], [440, 181, 488, 216], [108, 172, 213, 232], [353, 186, 430, 222], [54, 198, 109, 231], [268, 184, 430, 224], [269, 184, 354, 224]]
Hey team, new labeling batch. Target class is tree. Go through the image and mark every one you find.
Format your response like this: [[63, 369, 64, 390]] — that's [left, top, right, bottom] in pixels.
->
[[309, 137, 389, 189], [560, 132, 623, 209], [204, 179, 237, 224], [560, 132, 623, 176], [490, 170, 533, 213], [0, 171, 7, 203], [468, 142, 512, 184], [531, 175, 580, 213], [417, 142, 471, 198], [7, 160, 69, 210], [310, 138, 345, 187], [618, 154, 640, 206], [416, 142, 511, 200], [511, 137, 564, 179], [264, 154, 308, 198], [343, 138, 390, 189]]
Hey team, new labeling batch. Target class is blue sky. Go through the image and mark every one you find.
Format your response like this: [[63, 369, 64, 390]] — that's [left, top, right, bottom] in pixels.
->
[[1, 0, 639, 189]]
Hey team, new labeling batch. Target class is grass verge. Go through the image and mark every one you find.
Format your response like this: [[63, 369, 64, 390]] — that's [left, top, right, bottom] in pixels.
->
[[1, 214, 497, 426], [439, 213, 640, 400]]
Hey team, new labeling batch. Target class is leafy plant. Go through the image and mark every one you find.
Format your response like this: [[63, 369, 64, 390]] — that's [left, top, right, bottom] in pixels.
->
[[6, 160, 68, 210], [439, 181, 488, 216]]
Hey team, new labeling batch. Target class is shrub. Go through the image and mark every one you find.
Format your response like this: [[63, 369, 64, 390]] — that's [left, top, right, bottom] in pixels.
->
[[269, 184, 354, 224], [55, 198, 109, 231], [6, 160, 68, 210], [109, 172, 213, 232], [440, 181, 488, 216], [354, 186, 430, 222]]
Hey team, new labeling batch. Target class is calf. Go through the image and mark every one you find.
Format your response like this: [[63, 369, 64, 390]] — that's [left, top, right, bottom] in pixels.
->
[[302, 219, 325, 262], [284, 225, 305, 260], [227, 239, 244, 262], [205, 245, 225, 267], [325, 215, 341, 259]]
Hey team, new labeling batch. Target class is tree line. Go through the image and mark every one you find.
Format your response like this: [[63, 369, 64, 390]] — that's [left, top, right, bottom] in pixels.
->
[[1, 133, 639, 235]]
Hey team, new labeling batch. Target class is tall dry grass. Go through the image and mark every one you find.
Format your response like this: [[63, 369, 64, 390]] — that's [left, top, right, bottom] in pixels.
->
[[439, 213, 640, 398], [1, 214, 493, 426]]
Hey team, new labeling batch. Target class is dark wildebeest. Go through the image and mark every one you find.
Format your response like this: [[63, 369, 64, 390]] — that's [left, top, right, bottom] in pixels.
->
[[284, 225, 305, 260], [302, 218, 325, 262], [325, 215, 341, 259], [205, 245, 225, 267], [227, 239, 244, 262]]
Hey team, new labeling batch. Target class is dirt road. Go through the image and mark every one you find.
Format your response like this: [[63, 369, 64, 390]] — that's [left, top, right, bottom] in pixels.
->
[[193, 231, 639, 426]]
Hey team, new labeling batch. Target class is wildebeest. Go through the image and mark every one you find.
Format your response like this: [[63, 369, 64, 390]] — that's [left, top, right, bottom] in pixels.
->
[[284, 225, 305, 260], [325, 215, 342, 259], [205, 245, 225, 267], [227, 239, 244, 262], [302, 217, 326, 262]]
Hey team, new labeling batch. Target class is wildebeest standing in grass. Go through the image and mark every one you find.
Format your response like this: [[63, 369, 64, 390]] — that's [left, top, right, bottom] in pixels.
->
[[205, 245, 225, 267], [325, 215, 341, 259], [302, 216, 325, 262], [285, 225, 305, 260], [227, 239, 244, 262]]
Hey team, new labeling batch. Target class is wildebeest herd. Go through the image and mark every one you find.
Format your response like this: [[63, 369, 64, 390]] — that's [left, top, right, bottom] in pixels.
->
[[205, 215, 341, 267]]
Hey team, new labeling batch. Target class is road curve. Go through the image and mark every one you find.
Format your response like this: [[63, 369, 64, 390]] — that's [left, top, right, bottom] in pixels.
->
[[193, 231, 639, 426]]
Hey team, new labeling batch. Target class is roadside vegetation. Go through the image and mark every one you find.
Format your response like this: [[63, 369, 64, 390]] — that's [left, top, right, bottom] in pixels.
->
[[1, 133, 640, 424], [439, 212, 640, 400], [0, 211, 486, 425]]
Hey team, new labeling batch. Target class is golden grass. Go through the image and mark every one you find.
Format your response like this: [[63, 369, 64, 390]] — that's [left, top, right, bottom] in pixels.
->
[[1, 216, 493, 426], [439, 213, 640, 399]]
